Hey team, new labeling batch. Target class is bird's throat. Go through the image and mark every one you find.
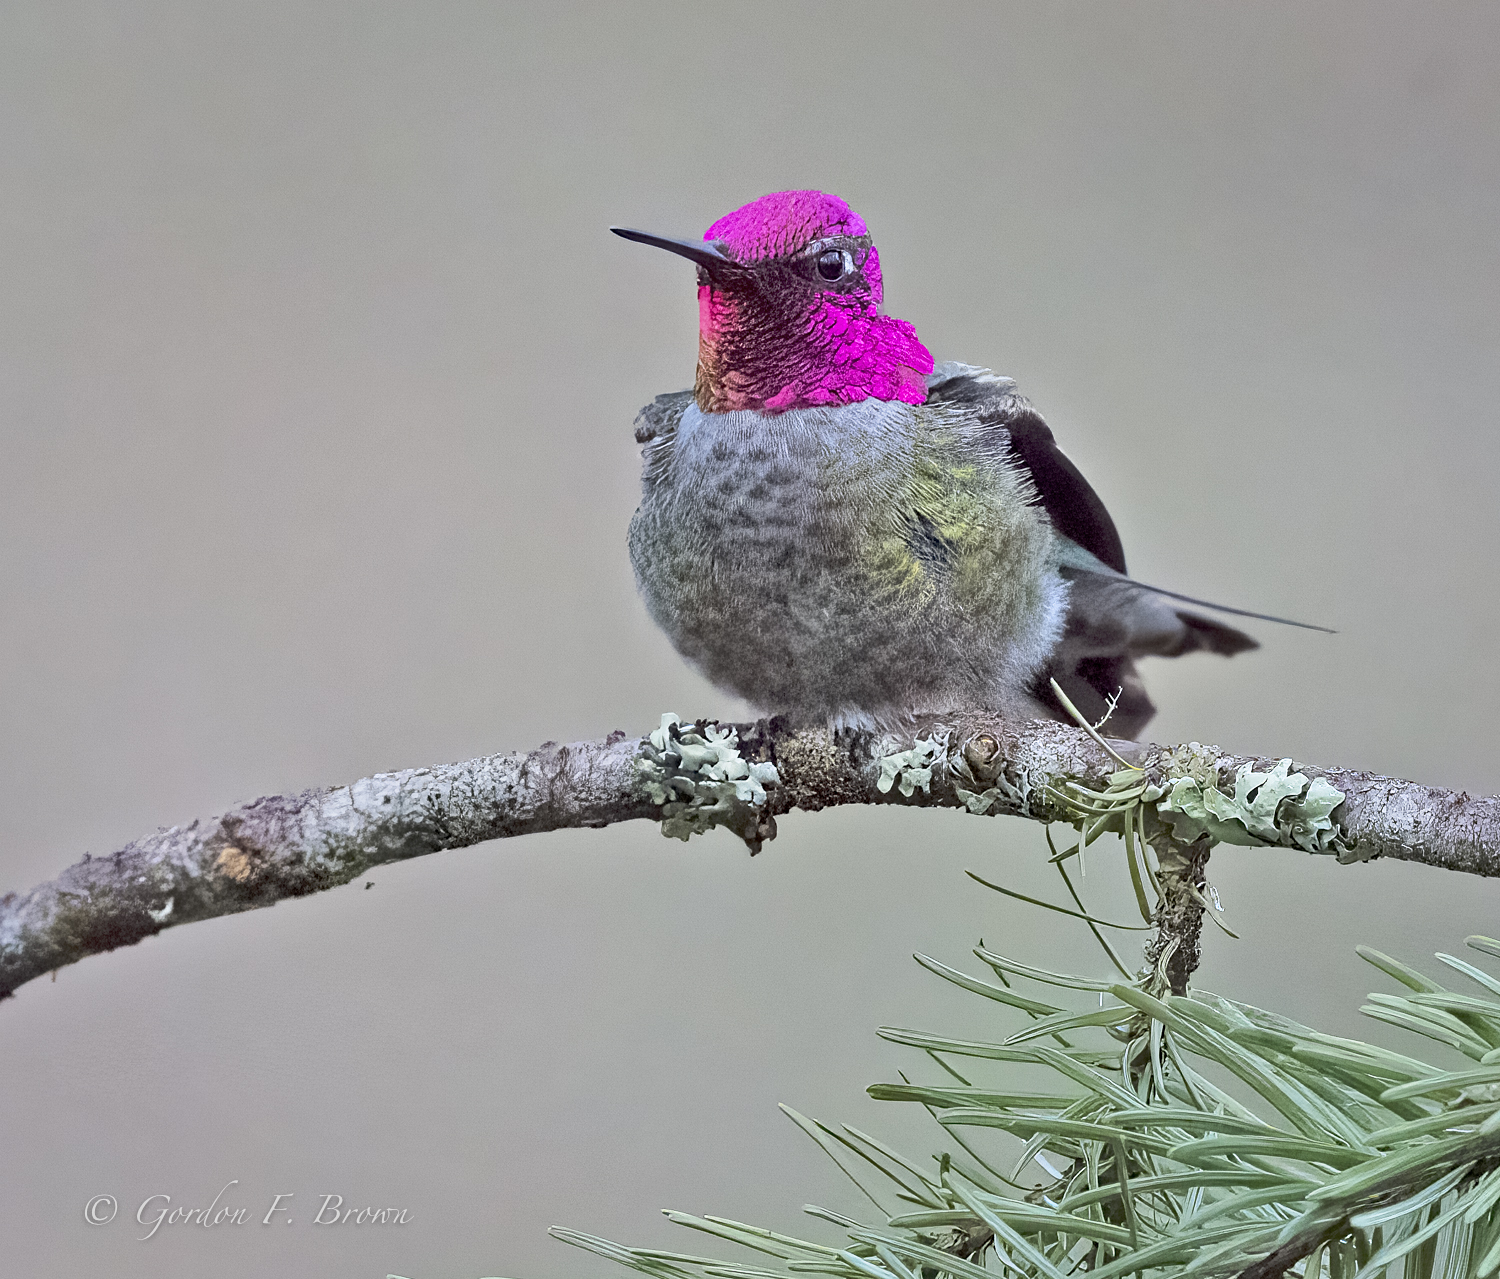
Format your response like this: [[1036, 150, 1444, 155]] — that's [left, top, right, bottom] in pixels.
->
[[693, 284, 933, 414]]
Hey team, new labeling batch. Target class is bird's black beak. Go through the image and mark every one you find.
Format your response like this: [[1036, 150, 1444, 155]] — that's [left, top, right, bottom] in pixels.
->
[[610, 227, 734, 273]]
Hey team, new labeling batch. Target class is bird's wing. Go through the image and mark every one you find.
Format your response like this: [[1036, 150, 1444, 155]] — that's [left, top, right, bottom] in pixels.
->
[[926, 362, 1261, 736], [633, 389, 695, 486], [925, 362, 1127, 572]]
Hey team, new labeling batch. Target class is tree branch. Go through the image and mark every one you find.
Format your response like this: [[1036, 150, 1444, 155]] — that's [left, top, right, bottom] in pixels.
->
[[3, 712, 1498, 1000]]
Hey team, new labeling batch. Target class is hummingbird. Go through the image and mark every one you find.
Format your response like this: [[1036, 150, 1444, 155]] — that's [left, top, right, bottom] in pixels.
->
[[613, 190, 1318, 737]]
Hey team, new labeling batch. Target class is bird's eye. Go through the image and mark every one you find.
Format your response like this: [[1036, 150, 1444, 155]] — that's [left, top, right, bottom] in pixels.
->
[[816, 249, 847, 281]]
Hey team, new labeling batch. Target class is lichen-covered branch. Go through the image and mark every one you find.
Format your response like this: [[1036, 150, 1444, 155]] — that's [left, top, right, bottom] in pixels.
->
[[3, 711, 1499, 1000]]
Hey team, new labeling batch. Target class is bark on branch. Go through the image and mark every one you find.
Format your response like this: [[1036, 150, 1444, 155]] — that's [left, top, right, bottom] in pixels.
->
[[3, 712, 1498, 1000]]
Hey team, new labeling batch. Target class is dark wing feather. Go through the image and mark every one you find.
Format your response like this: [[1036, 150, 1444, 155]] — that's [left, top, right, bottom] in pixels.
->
[[925, 363, 1127, 573], [1005, 415, 1127, 574], [926, 363, 1257, 737]]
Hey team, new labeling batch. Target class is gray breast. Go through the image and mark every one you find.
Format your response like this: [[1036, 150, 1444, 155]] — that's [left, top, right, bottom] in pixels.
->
[[627, 398, 1067, 727]]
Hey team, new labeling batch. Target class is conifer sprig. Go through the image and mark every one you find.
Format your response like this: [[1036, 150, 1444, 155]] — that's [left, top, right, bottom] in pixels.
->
[[557, 933, 1500, 1279]]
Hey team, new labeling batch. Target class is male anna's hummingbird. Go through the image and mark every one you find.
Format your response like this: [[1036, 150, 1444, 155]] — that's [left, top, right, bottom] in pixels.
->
[[614, 190, 1311, 737]]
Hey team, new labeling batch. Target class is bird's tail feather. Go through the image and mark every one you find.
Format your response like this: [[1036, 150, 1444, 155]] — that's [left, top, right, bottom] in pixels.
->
[[1101, 575, 1335, 633], [1053, 537, 1334, 634]]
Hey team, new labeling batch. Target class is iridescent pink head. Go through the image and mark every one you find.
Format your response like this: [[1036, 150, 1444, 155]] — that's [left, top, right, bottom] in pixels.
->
[[613, 190, 933, 413]]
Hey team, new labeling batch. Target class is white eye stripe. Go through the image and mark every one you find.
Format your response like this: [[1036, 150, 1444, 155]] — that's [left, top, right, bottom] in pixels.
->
[[804, 233, 870, 257]]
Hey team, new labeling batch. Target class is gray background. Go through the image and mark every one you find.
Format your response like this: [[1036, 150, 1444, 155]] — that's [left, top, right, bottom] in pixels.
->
[[3, 3, 1499, 1276]]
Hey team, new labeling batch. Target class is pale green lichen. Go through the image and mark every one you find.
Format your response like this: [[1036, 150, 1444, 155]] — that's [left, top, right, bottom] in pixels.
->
[[1156, 757, 1347, 855], [635, 714, 780, 842], [1156, 742, 1221, 791], [954, 775, 1031, 815], [948, 740, 1032, 816], [876, 737, 945, 799], [954, 785, 1000, 815]]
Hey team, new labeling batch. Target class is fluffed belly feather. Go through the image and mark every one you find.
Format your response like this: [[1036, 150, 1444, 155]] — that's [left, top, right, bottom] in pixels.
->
[[628, 400, 1068, 727]]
